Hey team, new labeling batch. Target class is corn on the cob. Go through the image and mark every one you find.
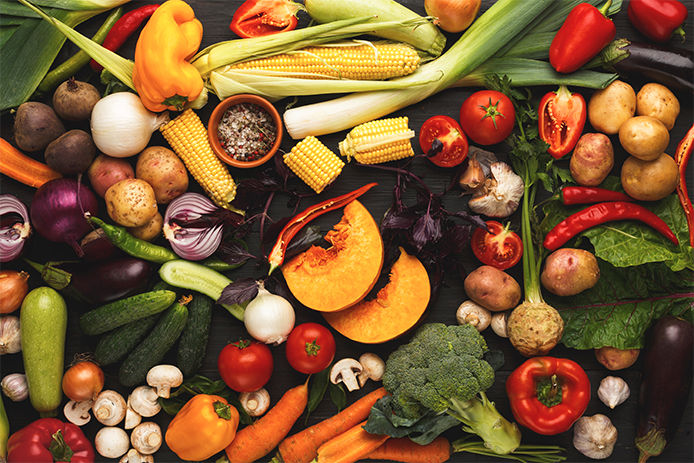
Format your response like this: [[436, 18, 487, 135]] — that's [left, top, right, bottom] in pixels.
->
[[160, 109, 236, 208], [284, 136, 345, 193], [338, 117, 415, 164], [226, 41, 420, 80]]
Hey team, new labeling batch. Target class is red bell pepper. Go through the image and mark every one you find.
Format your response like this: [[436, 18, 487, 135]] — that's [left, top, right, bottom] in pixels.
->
[[229, 0, 302, 38], [538, 86, 586, 159], [628, 0, 688, 43], [549, 0, 616, 74], [506, 357, 590, 436], [7, 418, 94, 463]]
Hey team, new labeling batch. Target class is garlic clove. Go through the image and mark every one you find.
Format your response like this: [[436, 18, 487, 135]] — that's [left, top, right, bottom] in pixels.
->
[[597, 376, 630, 409], [459, 154, 486, 193]]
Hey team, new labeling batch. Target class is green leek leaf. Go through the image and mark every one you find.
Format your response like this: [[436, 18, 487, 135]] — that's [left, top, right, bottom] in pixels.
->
[[29, 0, 130, 11], [0, 25, 18, 47]]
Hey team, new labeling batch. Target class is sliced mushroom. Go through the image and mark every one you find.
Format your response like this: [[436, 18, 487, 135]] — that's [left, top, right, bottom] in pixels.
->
[[468, 162, 524, 218], [357, 353, 385, 387], [120, 449, 154, 463], [491, 312, 510, 338], [330, 358, 362, 392], [456, 301, 491, 332], [93, 390, 126, 426], [146, 365, 183, 398], [64, 399, 93, 426], [95, 427, 130, 458], [125, 395, 142, 430], [131, 422, 162, 455], [239, 388, 271, 417], [129, 386, 161, 417]]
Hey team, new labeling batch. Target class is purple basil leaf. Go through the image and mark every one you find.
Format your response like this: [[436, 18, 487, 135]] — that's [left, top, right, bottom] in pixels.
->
[[172, 209, 244, 229], [274, 152, 294, 184], [451, 211, 488, 230], [265, 274, 299, 306], [285, 225, 323, 260], [441, 224, 472, 255], [261, 216, 291, 250], [231, 173, 280, 211], [218, 278, 259, 305], [216, 240, 257, 266], [412, 213, 441, 251], [427, 138, 443, 157], [381, 208, 417, 231]]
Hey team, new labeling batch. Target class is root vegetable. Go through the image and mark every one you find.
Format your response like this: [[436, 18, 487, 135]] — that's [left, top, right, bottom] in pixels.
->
[[569, 133, 614, 187], [0, 271, 29, 314], [62, 360, 104, 402], [13, 102, 65, 152], [135, 146, 189, 204], [573, 414, 617, 459], [44, 129, 96, 175], [463, 265, 521, 312], [619, 116, 669, 161], [588, 80, 636, 134], [540, 248, 600, 296], [598, 376, 630, 409], [621, 153, 678, 201], [88, 154, 135, 198], [52, 78, 101, 122], [105, 178, 158, 227], [128, 212, 163, 241], [595, 346, 639, 370], [424, 0, 481, 33], [507, 301, 564, 357], [636, 83, 680, 130]]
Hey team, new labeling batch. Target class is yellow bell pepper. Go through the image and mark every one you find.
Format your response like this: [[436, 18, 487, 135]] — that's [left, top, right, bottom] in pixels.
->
[[165, 394, 239, 461], [132, 0, 204, 112]]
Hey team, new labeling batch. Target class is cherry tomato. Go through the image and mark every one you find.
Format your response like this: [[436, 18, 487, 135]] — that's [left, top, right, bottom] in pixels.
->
[[538, 86, 586, 159], [459, 90, 515, 145], [419, 115, 469, 168], [229, 0, 300, 38], [471, 221, 523, 270], [285, 323, 336, 374], [218, 339, 273, 392]]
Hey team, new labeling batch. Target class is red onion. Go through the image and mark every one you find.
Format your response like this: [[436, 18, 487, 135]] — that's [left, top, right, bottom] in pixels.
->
[[163, 192, 224, 261], [0, 195, 31, 263], [30, 178, 98, 257]]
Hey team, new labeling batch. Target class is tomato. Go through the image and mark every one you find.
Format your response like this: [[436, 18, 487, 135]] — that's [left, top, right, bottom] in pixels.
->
[[471, 221, 523, 270], [538, 86, 586, 159], [419, 115, 469, 168], [218, 339, 274, 392], [459, 90, 515, 145], [285, 323, 336, 374], [229, 0, 301, 38]]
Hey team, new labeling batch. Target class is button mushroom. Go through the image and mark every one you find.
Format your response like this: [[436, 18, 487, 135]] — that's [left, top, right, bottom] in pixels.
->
[[129, 386, 161, 418], [95, 427, 130, 459], [491, 311, 510, 338], [92, 390, 126, 426], [125, 394, 142, 430], [357, 353, 385, 387], [456, 301, 491, 332], [120, 449, 154, 463], [131, 422, 162, 455], [330, 358, 363, 392], [64, 399, 93, 426], [146, 365, 183, 398], [239, 388, 271, 417], [468, 162, 524, 218]]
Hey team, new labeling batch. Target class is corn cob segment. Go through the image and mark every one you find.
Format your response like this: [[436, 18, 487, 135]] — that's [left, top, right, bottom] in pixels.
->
[[339, 117, 415, 164], [284, 136, 345, 194], [160, 109, 236, 208], [226, 41, 421, 80]]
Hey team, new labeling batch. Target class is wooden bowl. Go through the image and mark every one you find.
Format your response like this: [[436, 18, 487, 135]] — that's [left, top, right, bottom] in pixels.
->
[[208, 94, 283, 169]]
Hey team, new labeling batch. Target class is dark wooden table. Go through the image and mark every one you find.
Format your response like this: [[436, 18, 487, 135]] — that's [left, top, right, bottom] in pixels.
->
[[1, 1, 692, 462]]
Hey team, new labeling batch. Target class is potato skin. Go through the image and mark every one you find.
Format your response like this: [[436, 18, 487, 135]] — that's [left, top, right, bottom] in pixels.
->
[[464, 265, 521, 312], [88, 154, 135, 198], [569, 133, 614, 186], [136, 146, 188, 204], [618, 116, 669, 161], [105, 178, 158, 227], [595, 346, 640, 370], [541, 248, 600, 296], [588, 80, 636, 134], [621, 153, 678, 201], [13, 102, 65, 152], [636, 83, 680, 130], [128, 212, 163, 241]]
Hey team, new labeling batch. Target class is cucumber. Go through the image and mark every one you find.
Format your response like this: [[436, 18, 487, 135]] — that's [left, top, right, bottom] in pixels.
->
[[94, 313, 161, 365], [20, 287, 67, 416], [79, 290, 176, 336], [176, 293, 214, 377], [119, 297, 189, 387]]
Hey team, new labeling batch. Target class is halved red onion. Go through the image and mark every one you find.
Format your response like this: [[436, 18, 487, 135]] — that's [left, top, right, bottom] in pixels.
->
[[163, 193, 224, 261], [0, 195, 31, 263]]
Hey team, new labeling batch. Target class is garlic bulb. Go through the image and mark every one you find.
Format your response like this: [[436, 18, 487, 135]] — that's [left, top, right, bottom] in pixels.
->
[[2, 373, 28, 401], [597, 376, 630, 409], [0, 316, 20, 354], [468, 162, 524, 218], [573, 414, 618, 459]]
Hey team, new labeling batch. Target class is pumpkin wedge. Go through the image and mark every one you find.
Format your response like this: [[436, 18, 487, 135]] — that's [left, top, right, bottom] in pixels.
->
[[324, 247, 430, 343], [282, 200, 384, 312]]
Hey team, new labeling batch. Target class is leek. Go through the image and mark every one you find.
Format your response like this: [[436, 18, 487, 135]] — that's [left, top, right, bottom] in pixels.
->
[[0, 26, 18, 47], [27, 0, 130, 11], [0, 1, 40, 17]]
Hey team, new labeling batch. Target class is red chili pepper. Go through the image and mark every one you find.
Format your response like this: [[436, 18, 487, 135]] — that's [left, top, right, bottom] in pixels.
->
[[628, 0, 688, 43], [230, 0, 301, 38], [544, 201, 679, 251], [89, 4, 160, 72], [267, 183, 377, 274], [674, 123, 694, 247], [549, 0, 616, 74], [7, 418, 94, 463], [560, 186, 632, 205], [506, 357, 591, 436], [538, 86, 586, 159]]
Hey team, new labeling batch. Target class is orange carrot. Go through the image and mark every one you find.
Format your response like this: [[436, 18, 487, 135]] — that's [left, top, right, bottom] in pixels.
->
[[314, 420, 389, 463], [365, 437, 452, 463], [225, 381, 308, 463], [278, 387, 388, 463], [0, 138, 61, 188]]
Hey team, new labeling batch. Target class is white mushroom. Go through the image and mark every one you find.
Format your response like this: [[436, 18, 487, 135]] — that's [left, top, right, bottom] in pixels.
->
[[92, 390, 126, 426], [573, 414, 618, 459], [330, 358, 363, 392], [456, 301, 491, 332], [597, 376, 630, 409], [239, 388, 271, 417], [64, 399, 93, 426], [468, 162, 524, 218], [129, 386, 161, 417], [95, 427, 130, 458], [131, 422, 162, 455], [491, 311, 510, 338], [120, 449, 154, 463], [146, 365, 183, 398], [357, 353, 385, 387], [125, 395, 142, 430]]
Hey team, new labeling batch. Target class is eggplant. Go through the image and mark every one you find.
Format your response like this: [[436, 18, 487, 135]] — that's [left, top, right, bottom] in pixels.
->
[[635, 315, 693, 462]]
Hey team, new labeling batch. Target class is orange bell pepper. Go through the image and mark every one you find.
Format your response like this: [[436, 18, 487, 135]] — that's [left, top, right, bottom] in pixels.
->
[[164, 394, 239, 461]]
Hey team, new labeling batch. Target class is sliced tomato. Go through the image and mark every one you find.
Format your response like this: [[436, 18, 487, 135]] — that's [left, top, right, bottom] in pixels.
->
[[419, 115, 469, 167], [230, 0, 301, 38], [471, 221, 523, 270], [538, 86, 586, 159]]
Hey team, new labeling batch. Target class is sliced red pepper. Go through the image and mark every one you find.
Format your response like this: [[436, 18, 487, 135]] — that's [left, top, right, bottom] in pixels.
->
[[229, 0, 301, 38], [538, 86, 586, 159], [627, 0, 688, 43], [507, 357, 591, 436], [559, 186, 632, 205], [674, 123, 694, 247]]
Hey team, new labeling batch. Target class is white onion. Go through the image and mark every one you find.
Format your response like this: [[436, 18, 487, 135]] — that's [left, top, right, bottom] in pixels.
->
[[243, 284, 295, 345]]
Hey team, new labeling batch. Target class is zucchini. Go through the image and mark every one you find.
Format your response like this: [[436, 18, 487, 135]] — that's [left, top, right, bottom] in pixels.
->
[[119, 296, 190, 387], [94, 313, 160, 365], [0, 394, 7, 460], [79, 290, 176, 336], [176, 292, 214, 377]]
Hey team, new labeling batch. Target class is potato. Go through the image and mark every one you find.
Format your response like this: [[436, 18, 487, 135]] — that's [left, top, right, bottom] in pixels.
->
[[595, 346, 640, 370], [135, 146, 188, 204], [541, 248, 599, 296], [13, 102, 65, 152], [105, 178, 158, 227], [618, 116, 669, 161], [588, 80, 636, 134], [569, 133, 614, 186], [88, 154, 135, 198], [621, 153, 678, 201], [128, 212, 163, 241], [636, 83, 680, 130], [464, 265, 521, 312]]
